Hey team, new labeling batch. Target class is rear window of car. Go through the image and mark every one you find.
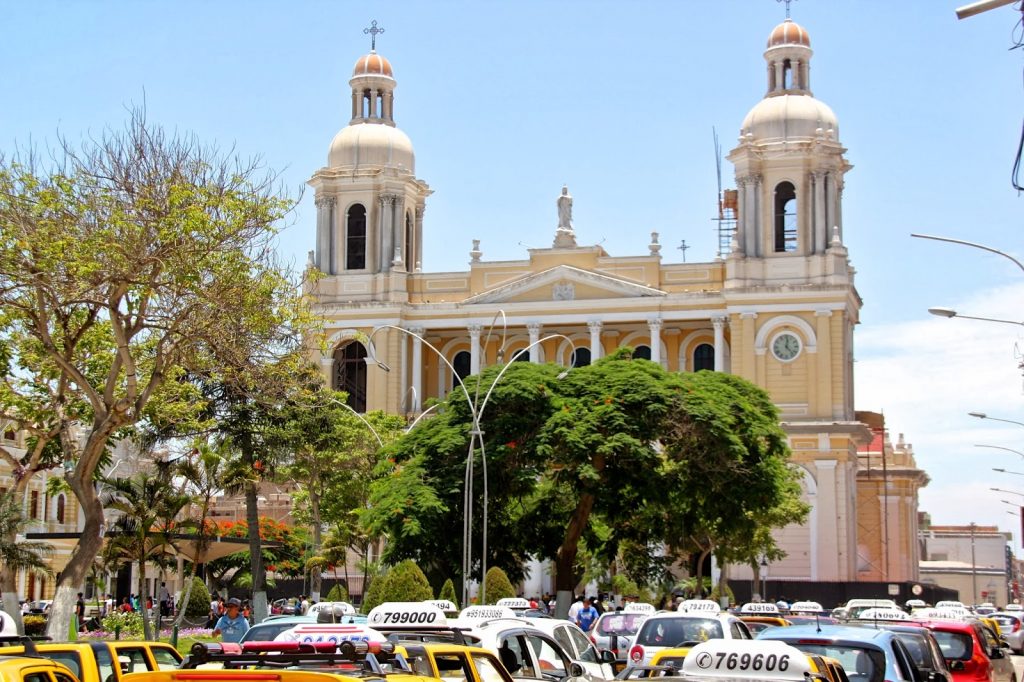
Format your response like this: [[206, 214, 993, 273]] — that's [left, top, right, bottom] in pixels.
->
[[992, 615, 1017, 627], [241, 622, 297, 642], [636, 618, 723, 646], [788, 645, 885, 682], [597, 614, 646, 636], [893, 633, 931, 669], [930, 630, 973, 661]]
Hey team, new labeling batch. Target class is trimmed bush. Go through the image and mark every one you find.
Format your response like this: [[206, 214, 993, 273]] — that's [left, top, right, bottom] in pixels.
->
[[438, 578, 459, 610], [326, 583, 350, 602], [363, 560, 433, 612], [180, 576, 212, 619], [362, 570, 389, 614], [23, 615, 46, 636], [484, 567, 516, 604]]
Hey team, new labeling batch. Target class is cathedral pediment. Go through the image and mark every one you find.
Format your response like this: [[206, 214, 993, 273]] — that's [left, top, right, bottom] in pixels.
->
[[463, 265, 666, 305]]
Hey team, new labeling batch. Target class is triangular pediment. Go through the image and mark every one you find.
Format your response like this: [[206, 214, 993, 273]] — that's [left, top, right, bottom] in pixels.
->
[[463, 265, 666, 305]]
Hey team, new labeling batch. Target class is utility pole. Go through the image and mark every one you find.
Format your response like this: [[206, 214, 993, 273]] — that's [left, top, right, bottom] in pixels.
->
[[970, 523, 978, 605]]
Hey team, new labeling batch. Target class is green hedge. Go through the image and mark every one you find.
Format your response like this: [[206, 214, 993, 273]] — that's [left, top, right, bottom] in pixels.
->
[[326, 583, 350, 602], [484, 567, 516, 603], [180, 576, 212, 619], [438, 578, 459, 610], [363, 560, 433, 612]]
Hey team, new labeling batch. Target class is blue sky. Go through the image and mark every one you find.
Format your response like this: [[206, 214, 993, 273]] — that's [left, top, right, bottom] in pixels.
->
[[3, 2, 1023, 547]]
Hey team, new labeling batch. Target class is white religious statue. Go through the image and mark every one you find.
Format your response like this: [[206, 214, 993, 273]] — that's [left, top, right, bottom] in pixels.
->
[[553, 185, 577, 248]]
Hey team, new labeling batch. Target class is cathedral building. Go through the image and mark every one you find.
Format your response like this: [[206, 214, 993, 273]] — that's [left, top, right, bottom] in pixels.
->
[[307, 17, 921, 594]]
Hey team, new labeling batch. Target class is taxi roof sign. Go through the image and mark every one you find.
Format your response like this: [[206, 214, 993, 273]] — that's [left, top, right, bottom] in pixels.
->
[[455, 605, 517, 624], [678, 599, 721, 613], [935, 600, 966, 609], [427, 599, 458, 613], [788, 601, 823, 613], [740, 602, 780, 615], [854, 608, 910, 622], [913, 607, 969, 621], [367, 602, 449, 629], [682, 640, 811, 680], [496, 598, 531, 609], [274, 623, 387, 644], [623, 602, 656, 614]]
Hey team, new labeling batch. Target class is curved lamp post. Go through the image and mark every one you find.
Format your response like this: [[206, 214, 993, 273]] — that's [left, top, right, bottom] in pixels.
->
[[928, 307, 1024, 327], [991, 487, 1024, 498], [976, 444, 1024, 459], [994, 468, 1024, 477], [911, 234, 1024, 275], [365, 321, 576, 605], [970, 413, 1024, 429]]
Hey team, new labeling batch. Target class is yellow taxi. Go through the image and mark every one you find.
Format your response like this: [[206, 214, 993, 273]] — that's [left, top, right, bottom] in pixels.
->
[[0, 655, 80, 682], [0, 641, 181, 682]]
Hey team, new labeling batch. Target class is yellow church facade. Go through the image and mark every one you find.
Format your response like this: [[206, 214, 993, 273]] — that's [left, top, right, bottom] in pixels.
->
[[308, 19, 885, 587]]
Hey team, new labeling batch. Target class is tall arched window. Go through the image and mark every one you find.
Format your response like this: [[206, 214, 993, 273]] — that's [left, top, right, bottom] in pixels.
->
[[404, 213, 414, 270], [511, 347, 531, 362], [56, 494, 66, 524], [693, 343, 715, 372], [333, 342, 368, 412], [452, 351, 471, 389], [633, 345, 652, 361], [783, 58, 793, 89], [571, 347, 591, 368], [774, 181, 797, 253], [346, 204, 367, 270]]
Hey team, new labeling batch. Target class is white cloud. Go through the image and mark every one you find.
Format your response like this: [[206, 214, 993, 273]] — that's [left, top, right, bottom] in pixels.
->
[[855, 281, 1024, 546]]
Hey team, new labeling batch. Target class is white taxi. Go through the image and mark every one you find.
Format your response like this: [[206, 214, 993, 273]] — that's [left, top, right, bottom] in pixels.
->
[[591, 604, 656, 660], [521, 613, 616, 679], [678, 640, 839, 682], [628, 609, 752, 666]]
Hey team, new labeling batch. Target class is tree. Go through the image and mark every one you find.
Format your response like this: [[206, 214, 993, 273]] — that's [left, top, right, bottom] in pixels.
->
[[0, 494, 52, 634], [204, 517, 308, 590], [376, 560, 433, 606], [438, 578, 459, 610], [101, 471, 191, 640], [484, 567, 516, 604], [0, 112, 308, 636], [179, 576, 212, 620]]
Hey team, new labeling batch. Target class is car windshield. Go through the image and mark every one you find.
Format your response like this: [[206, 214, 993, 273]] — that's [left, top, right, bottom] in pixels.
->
[[597, 614, 646, 636], [636, 618, 723, 646], [788, 644, 885, 682], [929, 631, 973, 661], [992, 616, 1017, 628]]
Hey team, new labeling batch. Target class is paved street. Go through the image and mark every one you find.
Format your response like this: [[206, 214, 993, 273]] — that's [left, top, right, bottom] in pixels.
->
[[1013, 652, 1023, 680]]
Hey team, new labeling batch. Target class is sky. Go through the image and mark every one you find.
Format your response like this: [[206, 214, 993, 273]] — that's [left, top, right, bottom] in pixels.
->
[[3, 2, 1023, 548]]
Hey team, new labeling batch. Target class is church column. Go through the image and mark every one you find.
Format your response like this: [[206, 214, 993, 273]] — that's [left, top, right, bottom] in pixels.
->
[[826, 171, 838, 238], [774, 61, 784, 91], [740, 312, 757, 381], [409, 326, 424, 412], [380, 194, 395, 272], [327, 197, 338, 274], [648, 318, 663, 365], [588, 320, 603, 361], [351, 91, 361, 120], [315, 196, 327, 271], [816, 460, 840, 580], [414, 205, 425, 272], [735, 178, 748, 256], [815, 310, 833, 418], [383, 91, 394, 122], [369, 88, 378, 118], [469, 324, 482, 375], [792, 59, 801, 89], [813, 170, 827, 254], [712, 315, 727, 372], [753, 174, 762, 255], [392, 196, 406, 268], [527, 322, 542, 363], [835, 178, 844, 241]]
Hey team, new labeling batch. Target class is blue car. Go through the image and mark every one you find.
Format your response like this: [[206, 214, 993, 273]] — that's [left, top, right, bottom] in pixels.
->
[[757, 624, 923, 682]]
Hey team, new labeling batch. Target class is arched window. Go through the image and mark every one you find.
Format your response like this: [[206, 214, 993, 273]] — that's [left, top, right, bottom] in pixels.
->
[[783, 58, 793, 89], [453, 351, 471, 389], [693, 343, 715, 372], [774, 181, 797, 253], [332, 342, 368, 412], [571, 347, 591, 368], [56, 495, 65, 524], [404, 213, 414, 270], [511, 347, 531, 362], [633, 345, 652, 361], [346, 204, 367, 270]]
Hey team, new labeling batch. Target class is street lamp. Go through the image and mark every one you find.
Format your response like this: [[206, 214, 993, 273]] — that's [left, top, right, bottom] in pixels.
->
[[911, 234, 1024, 275], [970, 413, 1024, 429], [994, 468, 1024, 477], [977, 444, 1024, 459], [365, 322, 575, 605], [928, 308, 1024, 327], [992, 487, 1024, 498]]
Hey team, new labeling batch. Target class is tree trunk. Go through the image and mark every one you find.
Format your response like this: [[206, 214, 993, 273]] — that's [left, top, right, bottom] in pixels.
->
[[694, 548, 711, 598], [245, 482, 267, 623], [46, 477, 104, 639], [309, 491, 322, 601], [1, 565, 23, 636], [139, 557, 153, 641], [554, 492, 595, 618], [174, 574, 194, 628]]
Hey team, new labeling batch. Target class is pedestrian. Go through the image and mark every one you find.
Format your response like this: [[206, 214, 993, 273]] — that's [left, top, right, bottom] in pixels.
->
[[159, 582, 171, 618], [213, 598, 250, 643], [576, 597, 599, 632], [300, 594, 310, 615], [75, 593, 85, 630], [120, 597, 133, 613]]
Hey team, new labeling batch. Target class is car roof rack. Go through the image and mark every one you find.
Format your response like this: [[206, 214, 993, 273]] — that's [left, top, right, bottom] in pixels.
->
[[183, 640, 412, 673]]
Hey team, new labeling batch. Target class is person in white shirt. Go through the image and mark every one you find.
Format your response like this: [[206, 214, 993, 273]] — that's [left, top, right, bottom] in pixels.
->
[[567, 595, 583, 621]]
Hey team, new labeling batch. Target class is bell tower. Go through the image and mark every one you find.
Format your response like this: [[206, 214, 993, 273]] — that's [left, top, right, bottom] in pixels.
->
[[726, 18, 852, 286], [308, 22, 431, 301]]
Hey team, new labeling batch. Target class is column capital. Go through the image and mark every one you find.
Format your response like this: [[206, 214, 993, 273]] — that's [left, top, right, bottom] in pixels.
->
[[380, 193, 399, 206], [526, 322, 543, 335], [711, 314, 729, 329], [406, 325, 426, 336], [739, 311, 758, 320], [815, 309, 834, 318], [467, 324, 483, 338], [587, 320, 603, 333], [647, 318, 663, 331]]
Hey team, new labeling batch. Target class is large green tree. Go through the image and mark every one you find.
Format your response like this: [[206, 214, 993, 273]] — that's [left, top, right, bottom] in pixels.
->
[[0, 112, 308, 636]]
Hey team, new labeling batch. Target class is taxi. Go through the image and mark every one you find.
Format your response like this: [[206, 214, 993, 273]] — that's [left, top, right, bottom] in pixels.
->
[[0, 654, 79, 682], [737, 603, 790, 635], [850, 607, 913, 624], [628, 603, 752, 666], [494, 600, 531, 617], [675, 640, 848, 682], [0, 641, 182, 682], [591, 604, 655, 661]]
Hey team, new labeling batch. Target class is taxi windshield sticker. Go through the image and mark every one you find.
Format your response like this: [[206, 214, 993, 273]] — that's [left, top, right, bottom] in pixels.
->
[[788, 601, 823, 613], [623, 603, 656, 614], [457, 605, 517, 623], [855, 608, 909, 621]]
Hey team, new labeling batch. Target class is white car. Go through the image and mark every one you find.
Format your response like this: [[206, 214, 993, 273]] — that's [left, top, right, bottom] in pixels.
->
[[522, 613, 616, 679], [627, 611, 753, 665], [590, 604, 655, 660], [990, 612, 1024, 654]]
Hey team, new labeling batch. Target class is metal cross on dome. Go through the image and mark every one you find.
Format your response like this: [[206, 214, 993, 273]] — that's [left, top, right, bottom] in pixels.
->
[[364, 20, 385, 50], [776, 0, 797, 19]]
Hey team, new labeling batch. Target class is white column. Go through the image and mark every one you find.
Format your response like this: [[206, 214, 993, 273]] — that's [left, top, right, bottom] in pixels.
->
[[469, 324, 482, 375], [392, 196, 405, 268], [826, 171, 838, 240], [814, 170, 827, 254], [526, 322, 542, 363], [314, 196, 327, 270], [369, 88, 378, 118], [712, 315, 727, 372], [588, 320, 603, 361], [399, 330, 409, 410], [648, 318, 663, 365], [409, 326, 424, 412], [815, 460, 840, 580]]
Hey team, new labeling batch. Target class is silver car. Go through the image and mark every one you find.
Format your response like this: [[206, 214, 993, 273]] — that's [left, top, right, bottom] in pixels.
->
[[990, 612, 1024, 654]]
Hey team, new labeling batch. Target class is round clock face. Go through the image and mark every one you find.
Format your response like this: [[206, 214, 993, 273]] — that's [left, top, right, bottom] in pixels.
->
[[771, 332, 801, 361]]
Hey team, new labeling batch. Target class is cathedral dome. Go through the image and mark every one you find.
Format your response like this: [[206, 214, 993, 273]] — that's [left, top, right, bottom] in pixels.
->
[[328, 122, 415, 171], [767, 19, 810, 48], [352, 51, 393, 78], [740, 94, 838, 143]]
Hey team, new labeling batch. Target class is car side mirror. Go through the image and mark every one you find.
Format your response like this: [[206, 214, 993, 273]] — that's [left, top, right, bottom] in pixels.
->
[[569, 662, 585, 678], [600, 649, 616, 664]]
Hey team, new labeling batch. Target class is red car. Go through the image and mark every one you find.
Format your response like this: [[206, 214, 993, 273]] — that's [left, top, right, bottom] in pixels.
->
[[914, 619, 1015, 682]]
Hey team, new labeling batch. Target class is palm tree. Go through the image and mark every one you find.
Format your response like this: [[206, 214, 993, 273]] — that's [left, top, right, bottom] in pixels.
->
[[101, 472, 190, 641], [0, 494, 53, 634]]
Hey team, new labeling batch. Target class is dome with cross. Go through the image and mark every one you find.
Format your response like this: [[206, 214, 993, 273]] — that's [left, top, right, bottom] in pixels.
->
[[352, 51, 393, 78], [767, 18, 810, 49]]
